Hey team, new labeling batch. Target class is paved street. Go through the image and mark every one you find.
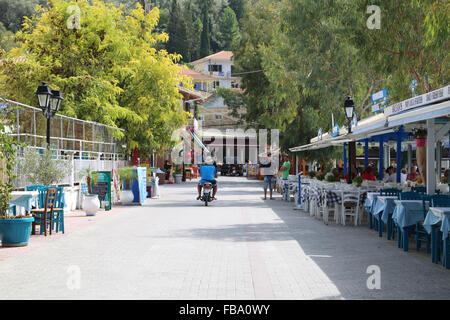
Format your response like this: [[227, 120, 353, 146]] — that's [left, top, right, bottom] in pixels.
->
[[0, 176, 449, 300]]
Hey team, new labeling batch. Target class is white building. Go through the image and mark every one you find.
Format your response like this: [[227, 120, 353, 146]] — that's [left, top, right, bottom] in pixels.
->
[[190, 51, 240, 89]]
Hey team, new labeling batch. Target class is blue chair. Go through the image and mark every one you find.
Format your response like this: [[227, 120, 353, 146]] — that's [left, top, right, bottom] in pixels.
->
[[30, 188, 57, 236], [412, 186, 426, 194], [33, 186, 65, 234], [380, 188, 400, 196], [399, 192, 422, 200]]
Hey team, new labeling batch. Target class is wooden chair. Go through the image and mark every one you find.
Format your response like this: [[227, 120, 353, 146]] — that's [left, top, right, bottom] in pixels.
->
[[185, 169, 192, 181], [31, 188, 57, 236]]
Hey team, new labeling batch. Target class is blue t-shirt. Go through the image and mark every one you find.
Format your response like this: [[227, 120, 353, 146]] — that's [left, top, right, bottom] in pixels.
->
[[200, 165, 216, 182]]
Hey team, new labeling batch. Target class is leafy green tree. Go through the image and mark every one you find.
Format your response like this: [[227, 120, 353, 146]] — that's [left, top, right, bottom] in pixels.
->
[[200, 9, 211, 57], [0, 0, 189, 158], [228, 0, 246, 23], [217, 6, 240, 51], [166, 0, 190, 61]]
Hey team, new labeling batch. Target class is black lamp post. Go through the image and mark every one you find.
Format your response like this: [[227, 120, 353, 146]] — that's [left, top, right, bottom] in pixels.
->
[[36, 82, 63, 148], [344, 96, 355, 184]]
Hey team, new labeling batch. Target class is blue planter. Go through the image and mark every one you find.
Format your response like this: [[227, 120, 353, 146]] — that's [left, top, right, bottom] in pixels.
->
[[0, 217, 34, 247]]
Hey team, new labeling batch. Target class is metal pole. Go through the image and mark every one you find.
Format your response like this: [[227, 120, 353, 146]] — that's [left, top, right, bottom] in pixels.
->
[[396, 132, 402, 183], [364, 139, 369, 168], [426, 119, 436, 195], [347, 120, 352, 184], [379, 137, 384, 181], [46, 117, 51, 147], [343, 143, 347, 176]]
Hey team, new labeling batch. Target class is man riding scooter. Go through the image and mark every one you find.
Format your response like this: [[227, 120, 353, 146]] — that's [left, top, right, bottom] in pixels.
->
[[197, 156, 218, 201]]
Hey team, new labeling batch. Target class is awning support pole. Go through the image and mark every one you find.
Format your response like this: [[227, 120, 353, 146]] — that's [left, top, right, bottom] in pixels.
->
[[437, 141, 442, 185], [396, 129, 402, 183], [426, 119, 436, 195], [343, 143, 347, 176], [379, 137, 384, 181], [364, 139, 369, 168]]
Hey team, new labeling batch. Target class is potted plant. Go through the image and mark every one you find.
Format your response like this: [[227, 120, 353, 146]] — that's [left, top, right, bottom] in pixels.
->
[[78, 167, 100, 216], [316, 174, 325, 181], [353, 175, 363, 187], [174, 165, 183, 184], [414, 128, 427, 185], [118, 166, 137, 204], [0, 116, 33, 247], [326, 174, 336, 183], [309, 171, 316, 179]]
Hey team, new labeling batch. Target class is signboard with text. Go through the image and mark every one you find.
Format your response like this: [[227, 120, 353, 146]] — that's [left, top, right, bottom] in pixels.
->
[[384, 85, 450, 117], [92, 171, 112, 211]]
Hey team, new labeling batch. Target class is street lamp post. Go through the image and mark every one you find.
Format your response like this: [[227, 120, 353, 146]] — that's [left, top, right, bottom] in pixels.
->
[[36, 82, 63, 148], [344, 96, 355, 184]]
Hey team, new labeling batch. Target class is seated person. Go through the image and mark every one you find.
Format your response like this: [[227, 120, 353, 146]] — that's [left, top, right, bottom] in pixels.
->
[[332, 168, 339, 180], [383, 166, 396, 183], [361, 166, 376, 181], [441, 169, 449, 183], [344, 165, 357, 180], [197, 156, 218, 200], [337, 167, 345, 180], [401, 169, 408, 184], [406, 167, 419, 182]]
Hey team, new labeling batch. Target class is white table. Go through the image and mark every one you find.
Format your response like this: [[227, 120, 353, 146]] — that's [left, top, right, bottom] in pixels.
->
[[9, 191, 39, 215]]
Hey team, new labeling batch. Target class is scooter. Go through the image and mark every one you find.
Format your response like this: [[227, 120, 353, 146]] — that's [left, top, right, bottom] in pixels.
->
[[200, 182, 214, 206]]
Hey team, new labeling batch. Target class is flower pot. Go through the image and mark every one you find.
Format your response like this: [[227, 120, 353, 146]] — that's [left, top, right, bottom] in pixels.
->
[[120, 189, 135, 204], [175, 174, 183, 184], [0, 217, 34, 247], [83, 194, 100, 216]]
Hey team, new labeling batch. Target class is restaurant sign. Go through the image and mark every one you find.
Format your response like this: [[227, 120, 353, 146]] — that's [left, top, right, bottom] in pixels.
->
[[371, 89, 389, 113], [384, 85, 450, 117]]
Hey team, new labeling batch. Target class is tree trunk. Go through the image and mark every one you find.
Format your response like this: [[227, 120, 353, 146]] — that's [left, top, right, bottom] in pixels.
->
[[416, 140, 427, 185]]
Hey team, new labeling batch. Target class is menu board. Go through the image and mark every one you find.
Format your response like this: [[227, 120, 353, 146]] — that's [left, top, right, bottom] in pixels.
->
[[92, 171, 112, 211]]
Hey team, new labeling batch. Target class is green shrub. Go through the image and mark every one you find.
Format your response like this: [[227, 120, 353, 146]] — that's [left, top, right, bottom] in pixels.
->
[[353, 175, 363, 185]]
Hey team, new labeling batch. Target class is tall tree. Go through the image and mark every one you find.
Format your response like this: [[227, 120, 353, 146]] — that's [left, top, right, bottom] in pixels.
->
[[217, 6, 240, 50], [0, 0, 190, 156], [166, 0, 190, 61], [200, 7, 211, 57], [228, 0, 246, 23]]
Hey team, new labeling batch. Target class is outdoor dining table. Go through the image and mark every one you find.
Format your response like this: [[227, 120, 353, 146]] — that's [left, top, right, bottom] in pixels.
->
[[9, 191, 40, 215], [392, 199, 429, 252], [423, 207, 450, 267], [372, 196, 398, 238]]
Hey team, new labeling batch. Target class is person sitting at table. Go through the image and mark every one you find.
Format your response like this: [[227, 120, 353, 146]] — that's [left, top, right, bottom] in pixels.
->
[[332, 168, 340, 180], [361, 166, 376, 181], [337, 168, 345, 180], [401, 169, 408, 184], [344, 165, 357, 180], [406, 166, 419, 182], [383, 166, 396, 183], [441, 169, 449, 183]]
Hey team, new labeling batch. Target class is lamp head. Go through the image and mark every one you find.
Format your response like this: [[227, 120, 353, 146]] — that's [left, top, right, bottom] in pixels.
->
[[36, 81, 52, 110], [344, 96, 355, 120], [49, 90, 63, 114]]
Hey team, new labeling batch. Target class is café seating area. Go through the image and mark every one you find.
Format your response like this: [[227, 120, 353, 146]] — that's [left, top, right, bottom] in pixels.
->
[[291, 176, 450, 269]]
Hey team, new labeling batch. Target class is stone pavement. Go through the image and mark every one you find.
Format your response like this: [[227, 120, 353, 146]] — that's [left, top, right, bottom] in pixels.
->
[[0, 177, 449, 299]]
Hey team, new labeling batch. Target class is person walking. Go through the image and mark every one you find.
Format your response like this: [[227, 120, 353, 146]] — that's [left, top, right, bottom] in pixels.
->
[[260, 152, 276, 200], [279, 154, 291, 200]]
